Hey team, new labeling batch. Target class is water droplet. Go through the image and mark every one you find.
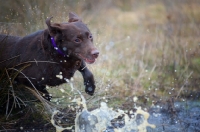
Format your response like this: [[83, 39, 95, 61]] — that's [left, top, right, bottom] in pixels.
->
[[88, 87, 93, 91], [46, 85, 49, 89], [63, 47, 67, 51], [64, 78, 69, 83], [56, 75, 63, 79], [58, 120, 61, 123], [131, 115, 135, 118], [60, 88, 65, 93], [133, 96, 138, 102]]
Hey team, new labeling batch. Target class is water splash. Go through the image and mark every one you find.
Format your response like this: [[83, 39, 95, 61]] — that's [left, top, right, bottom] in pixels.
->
[[75, 102, 155, 132], [51, 110, 73, 132], [50, 80, 155, 132]]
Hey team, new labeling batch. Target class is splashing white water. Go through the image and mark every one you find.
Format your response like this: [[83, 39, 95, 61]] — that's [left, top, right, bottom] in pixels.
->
[[75, 102, 155, 132], [51, 110, 73, 132], [50, 80, 155, 132]]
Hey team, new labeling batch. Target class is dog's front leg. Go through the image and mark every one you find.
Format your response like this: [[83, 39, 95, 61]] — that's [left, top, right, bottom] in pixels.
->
[[78, 61, 95, 95]]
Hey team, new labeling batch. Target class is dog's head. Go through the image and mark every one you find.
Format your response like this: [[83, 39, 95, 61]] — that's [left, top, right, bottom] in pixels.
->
[[46, 12, 99, 64]]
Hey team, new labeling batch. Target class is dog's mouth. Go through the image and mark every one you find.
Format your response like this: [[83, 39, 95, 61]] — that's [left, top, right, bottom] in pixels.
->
[[77, 54, 96, 64]]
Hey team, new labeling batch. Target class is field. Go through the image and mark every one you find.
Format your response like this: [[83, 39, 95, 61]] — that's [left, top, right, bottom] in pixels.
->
[[0, 0, 200, 131]]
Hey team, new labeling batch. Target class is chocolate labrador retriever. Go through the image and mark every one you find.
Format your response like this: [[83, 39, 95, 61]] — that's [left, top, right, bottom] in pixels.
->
[[0, 12, 99, 100]]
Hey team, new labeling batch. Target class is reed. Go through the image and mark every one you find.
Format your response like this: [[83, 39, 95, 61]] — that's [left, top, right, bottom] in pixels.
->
[[0, 0, 200, 115]]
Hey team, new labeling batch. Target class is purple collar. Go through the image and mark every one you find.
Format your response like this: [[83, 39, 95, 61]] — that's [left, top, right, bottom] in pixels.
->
[[50, 37, 66, 56]]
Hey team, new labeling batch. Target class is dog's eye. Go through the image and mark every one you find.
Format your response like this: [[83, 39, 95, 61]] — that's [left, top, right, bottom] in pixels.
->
[[88, 35, 93, 39], [74, 38, 81, 43]]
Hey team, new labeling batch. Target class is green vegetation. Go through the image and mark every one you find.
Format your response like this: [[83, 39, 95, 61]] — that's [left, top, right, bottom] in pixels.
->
[[1, 0, 200, 130]]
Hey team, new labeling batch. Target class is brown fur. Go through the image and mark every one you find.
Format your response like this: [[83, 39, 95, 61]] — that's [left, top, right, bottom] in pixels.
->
[[0, 13, 99, 100]]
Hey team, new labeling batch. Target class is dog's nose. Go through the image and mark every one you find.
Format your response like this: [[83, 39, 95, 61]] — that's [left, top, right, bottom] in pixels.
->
[[91, 50, 99, 58]]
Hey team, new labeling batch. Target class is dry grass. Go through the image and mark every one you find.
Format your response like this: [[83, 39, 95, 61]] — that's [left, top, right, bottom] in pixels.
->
[[0, 66, 83, 131], [0, 69, 47, 130], [84, 0, 200, 107], [1, 0, 200, 109], [1, 0, 200, 131]]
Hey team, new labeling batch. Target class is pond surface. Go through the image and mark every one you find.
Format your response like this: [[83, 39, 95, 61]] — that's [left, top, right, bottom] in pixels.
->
[[75, 101, 200, 132], [147, 101, 200, 132]]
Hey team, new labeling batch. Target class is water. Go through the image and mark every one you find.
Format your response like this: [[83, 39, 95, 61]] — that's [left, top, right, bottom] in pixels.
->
[[51, 94, 155, 132], [147, 101, 200, 132], [51, 99, 200, 132], [50, 81, 200, 132], [75, 102, 155, 132]]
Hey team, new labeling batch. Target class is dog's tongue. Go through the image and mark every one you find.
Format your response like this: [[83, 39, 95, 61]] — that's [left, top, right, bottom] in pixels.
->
[[77, 54, 96, 64], [85, 58, 95, 64]]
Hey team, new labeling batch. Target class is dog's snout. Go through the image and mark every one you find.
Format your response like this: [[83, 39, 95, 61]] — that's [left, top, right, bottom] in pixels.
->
[[91, 50, 99, 58]]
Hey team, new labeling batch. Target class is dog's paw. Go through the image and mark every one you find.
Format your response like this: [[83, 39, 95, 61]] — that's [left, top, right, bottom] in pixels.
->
[[84, 81, 95, 96], [85, 87, 95, 95]]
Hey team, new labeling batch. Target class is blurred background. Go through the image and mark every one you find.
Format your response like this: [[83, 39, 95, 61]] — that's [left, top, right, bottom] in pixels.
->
[[0, 0, 200, 108]]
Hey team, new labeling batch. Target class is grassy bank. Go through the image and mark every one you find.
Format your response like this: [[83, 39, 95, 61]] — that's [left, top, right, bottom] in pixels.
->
[[1, 0, 200, 131], [0, 0, 200, 109]]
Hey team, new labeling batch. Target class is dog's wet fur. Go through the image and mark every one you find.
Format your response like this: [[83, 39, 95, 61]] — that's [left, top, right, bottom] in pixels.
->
[[0, 12, 99, 100]]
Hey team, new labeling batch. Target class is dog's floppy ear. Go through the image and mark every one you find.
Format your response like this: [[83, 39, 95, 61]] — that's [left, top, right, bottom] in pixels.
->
[[68, 12, 82, 22], [46, 17, 61, 36]]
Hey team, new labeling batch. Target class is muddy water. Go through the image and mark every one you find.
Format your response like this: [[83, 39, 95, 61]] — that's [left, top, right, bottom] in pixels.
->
[[51, 97, 155, 132], [50, 82, 200, 132], [51, 97, 200, 132], [75, 102, 155, 132], [147, 101, 200, 132], [74, 101, 200, 132], [51, 81, 155, 132]]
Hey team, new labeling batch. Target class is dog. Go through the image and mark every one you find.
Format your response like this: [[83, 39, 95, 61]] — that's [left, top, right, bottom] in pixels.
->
[[0, 12, 99, 100]]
